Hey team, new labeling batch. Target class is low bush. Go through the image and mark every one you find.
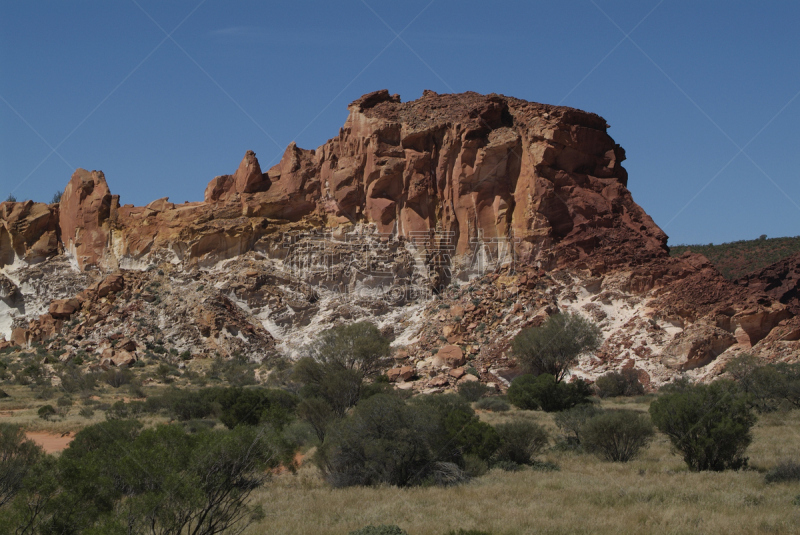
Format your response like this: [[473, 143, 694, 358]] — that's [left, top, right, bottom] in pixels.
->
[[493, 421, 549, 465], [474, 397, 510, 412], [318, 393, 499, 488], [764, 459, 800, 484], [581, 409, 654, 462], [507, 374, 592, 412], [650, 379, 755, 471], [554, 404, 602, 446], [594, 369, 645, 398], [37, 405, 57, 420], [101, 368, 133, 388], [458, 380, 491, 402]]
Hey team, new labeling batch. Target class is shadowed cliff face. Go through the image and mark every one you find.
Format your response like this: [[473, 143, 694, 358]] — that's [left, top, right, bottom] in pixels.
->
[[1, 90, 667, 274]]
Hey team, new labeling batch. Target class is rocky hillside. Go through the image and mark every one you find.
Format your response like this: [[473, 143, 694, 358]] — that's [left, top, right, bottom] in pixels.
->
[[1, 90, 797, 391], [670, 236, 800, 280]]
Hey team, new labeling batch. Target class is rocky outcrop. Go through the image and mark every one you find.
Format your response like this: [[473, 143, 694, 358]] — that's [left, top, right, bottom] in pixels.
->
[[44, 90, 666, 278], [0, 200, 60, 268], [59, 169, 113, 269], [1, 90, 795, 384], [735, 252, 800, 315]]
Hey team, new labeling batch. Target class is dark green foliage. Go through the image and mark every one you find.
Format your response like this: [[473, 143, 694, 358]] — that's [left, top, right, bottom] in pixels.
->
[[50, 190, 63, 204], [37, 405, 56, 420], [318, 393, 500, 488], [474, 397, 510, 412], [294, 322, 391, 439], [101, 368, 133, 388], [649, 380, 756, 471], [411, 394, 500, 462], [507, 374, 592, 412], [765, 459, 800, 484], [317, 394, 438, 488], [669, 235, 800, 280], [0, 389, 8, 398], [2, 420, 286, 534], [726, 356, 800, 412], [0, 423, 44, 507], [457, 380, 491, 402], [594, 369, 645, 398], [349, 525, 408, 535], [305, 321, 391, 379], [512, 313, 601, 382], [581, 409, 654, 462], [493, 421, 549, 465], [554, 404, 602, 446]]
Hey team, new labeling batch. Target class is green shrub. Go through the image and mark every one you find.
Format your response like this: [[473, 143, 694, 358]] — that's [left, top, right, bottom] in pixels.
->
[[765, 459, 800, 484], [349, 525, 408, 535], [318, 393, 497, 488], [0, 423, 44, 507], [458, 380, 491, 402], [650, 380, 755, 471], [37, 404, 57, 420], [78, 407, 95, 419], [554, 404, 602, 447], [475, 397, 510, 412], [56, 396, 73, 407], [317, 394, 438, 487], [507, 374, 591, 412], [512, 313, 601, 382], [102, 368, 133, 388], [493, 421, 549, 465], [581, 409, 654, 462], [594, 369, 645, 398]]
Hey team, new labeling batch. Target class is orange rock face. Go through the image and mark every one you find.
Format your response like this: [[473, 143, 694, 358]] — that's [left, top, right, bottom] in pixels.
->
[[0, 200, 60, 268], [59, 169, 113, 269], [31, 90, 667, 275]]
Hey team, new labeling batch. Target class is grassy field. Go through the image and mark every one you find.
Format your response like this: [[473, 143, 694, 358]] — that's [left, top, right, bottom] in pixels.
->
[[3, 380, 799, 535], [246, 401, 800, 535], [669, 235, 800, 280]]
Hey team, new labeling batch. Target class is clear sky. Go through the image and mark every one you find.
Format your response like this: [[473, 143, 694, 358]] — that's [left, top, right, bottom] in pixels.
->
[[2, 0, 799, 246]]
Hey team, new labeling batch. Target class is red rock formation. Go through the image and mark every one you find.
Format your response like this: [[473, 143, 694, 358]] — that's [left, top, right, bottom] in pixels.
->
[[735, 252, 800, 315], [59, 169, 113, 269], [0, 200, 60, 268], [48, 90, 668, 275]]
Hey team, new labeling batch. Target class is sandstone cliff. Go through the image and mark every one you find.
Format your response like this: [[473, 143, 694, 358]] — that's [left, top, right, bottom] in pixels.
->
[[0, 90, 796, 385]]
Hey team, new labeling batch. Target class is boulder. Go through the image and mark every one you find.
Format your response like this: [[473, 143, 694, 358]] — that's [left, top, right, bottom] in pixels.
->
[[434, 345, 466, 367], [49, 298, 81, 319]]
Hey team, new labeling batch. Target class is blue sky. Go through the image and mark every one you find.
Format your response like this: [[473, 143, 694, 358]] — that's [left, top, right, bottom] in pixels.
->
[[1, 0, 798, 246]]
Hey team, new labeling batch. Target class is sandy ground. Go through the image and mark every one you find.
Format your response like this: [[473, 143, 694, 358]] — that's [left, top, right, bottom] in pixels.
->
[[25, 431, 74, 453]]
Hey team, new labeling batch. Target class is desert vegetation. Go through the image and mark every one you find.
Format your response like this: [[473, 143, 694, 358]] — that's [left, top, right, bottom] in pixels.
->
[[669, 235, 800, 279], [1, 321, 799, 534]]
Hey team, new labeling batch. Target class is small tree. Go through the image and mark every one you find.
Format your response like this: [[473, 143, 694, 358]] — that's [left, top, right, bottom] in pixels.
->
[[649, 380, 755, 471], [512, 313, 601, 382], [294, 322, 391, 433], [581, 409, 654, 462], [51, 190, 63, 204]]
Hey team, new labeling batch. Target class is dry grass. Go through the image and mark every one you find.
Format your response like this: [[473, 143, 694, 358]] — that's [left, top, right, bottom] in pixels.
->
[[246, 405, 800, 535]]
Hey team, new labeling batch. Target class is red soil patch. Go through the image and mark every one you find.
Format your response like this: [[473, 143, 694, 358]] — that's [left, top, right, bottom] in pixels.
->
[[26, 431, 74, 453]]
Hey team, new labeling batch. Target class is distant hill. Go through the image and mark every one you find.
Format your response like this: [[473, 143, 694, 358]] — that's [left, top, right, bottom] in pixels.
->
[[669, 235, 800, 280]]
